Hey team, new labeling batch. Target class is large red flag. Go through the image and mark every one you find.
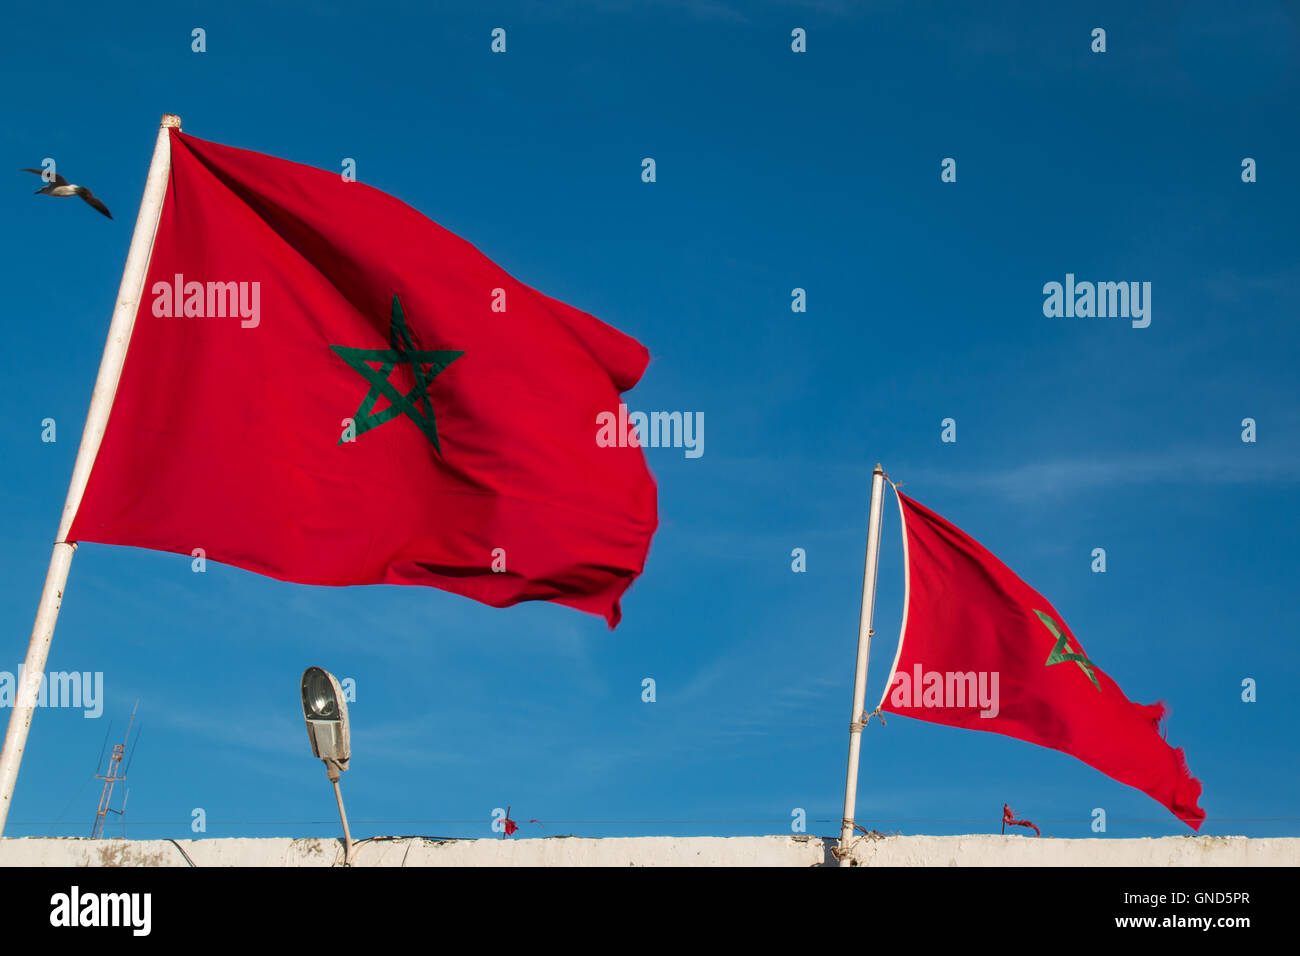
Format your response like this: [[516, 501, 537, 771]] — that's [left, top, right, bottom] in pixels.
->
[[879, 491, 1204, 829], [68, 130, 657, 626]]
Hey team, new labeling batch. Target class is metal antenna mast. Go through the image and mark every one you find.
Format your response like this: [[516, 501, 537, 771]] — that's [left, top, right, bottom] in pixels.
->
[[91, 700, 139, 839]]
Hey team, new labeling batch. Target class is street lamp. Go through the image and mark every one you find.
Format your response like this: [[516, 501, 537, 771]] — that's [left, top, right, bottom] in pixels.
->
[[300, 666, 354, 866]]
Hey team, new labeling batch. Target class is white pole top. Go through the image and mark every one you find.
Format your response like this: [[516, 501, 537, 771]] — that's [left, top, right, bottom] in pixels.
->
[[161, 114, 182, 128]]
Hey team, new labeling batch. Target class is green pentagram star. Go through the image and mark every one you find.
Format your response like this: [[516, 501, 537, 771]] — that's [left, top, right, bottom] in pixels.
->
[[1035, 609, 1101, 691], [331, 294, 464, 452]]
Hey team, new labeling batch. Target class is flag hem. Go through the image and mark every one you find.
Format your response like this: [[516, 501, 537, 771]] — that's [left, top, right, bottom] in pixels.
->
[[875, 481, 911, 712]]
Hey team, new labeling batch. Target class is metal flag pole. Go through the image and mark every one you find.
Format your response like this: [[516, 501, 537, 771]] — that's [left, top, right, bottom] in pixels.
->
[[0, 114, 180, 837], [836, 463, 887, 867]]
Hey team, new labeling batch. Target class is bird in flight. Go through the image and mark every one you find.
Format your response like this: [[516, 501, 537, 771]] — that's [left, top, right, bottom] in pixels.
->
[[21, 168, 112, 219]]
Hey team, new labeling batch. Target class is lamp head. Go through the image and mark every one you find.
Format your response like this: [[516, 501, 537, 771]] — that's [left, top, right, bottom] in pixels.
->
[[300, 666, 350, 768]]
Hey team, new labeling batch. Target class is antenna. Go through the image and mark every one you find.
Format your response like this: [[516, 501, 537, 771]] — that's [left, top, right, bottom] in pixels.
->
[[91, 701, 139, 839], [94, 722, 112, 775]]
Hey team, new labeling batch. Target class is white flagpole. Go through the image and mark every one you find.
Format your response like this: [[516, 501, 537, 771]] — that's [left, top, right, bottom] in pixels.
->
[[0, 114, 180, 837], [837, 462, 886, 866]]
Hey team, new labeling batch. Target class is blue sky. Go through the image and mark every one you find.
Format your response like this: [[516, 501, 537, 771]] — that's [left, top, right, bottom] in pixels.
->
[[0, 0, 1296, 842]]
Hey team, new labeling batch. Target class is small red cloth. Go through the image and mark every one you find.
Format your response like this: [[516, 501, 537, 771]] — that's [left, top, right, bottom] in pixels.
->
[[1002, 804, 1040, 837]]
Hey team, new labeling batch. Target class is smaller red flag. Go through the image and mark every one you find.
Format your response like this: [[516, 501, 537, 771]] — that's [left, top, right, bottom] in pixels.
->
[[880, 491, 1205, 829], [1002, 804, 1040, 837]]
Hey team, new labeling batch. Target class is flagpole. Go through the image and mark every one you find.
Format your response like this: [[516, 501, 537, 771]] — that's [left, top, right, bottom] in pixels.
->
[[0, 114, 180, 838], [836, 463, 886, 866]]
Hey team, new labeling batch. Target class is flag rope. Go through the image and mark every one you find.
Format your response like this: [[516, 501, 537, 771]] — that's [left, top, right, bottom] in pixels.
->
[[873, 476, 911, 713]]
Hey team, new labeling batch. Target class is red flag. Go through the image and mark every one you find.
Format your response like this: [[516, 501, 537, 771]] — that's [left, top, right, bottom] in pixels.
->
[[880, 491, 1204, 830], [1001, 804, 1040, 837], [68, 130, 657, 626]]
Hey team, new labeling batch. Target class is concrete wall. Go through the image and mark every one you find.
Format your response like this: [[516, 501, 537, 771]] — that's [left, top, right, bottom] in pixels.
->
[[2, 834, 1297, 867]]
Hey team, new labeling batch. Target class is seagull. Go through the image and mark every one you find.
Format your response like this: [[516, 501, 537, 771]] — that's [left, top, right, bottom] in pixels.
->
[[20, 168, 112, 219]]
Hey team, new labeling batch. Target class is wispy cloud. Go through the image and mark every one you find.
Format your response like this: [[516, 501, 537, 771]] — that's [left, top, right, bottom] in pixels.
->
[[1199, 269, 1300, 306], [907, 448, 1300, 503], [518, 0, 874, 24], [706, 445, 1300, 507]]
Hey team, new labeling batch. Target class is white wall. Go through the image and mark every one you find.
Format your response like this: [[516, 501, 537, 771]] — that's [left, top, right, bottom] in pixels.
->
[[1, 834, 1296, 867]]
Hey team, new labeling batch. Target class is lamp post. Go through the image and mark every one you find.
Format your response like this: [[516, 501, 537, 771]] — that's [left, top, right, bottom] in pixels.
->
[[300, 666, 354, 866]]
